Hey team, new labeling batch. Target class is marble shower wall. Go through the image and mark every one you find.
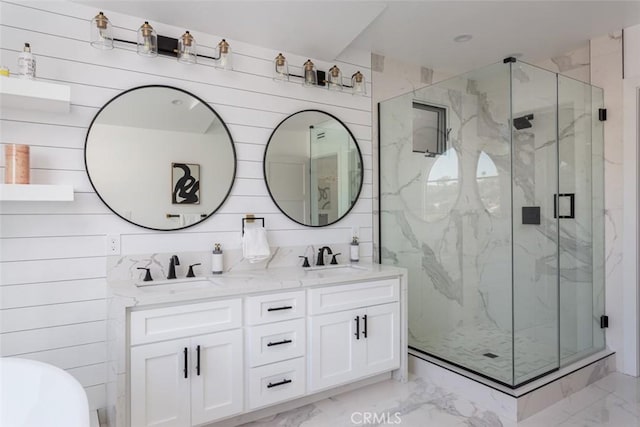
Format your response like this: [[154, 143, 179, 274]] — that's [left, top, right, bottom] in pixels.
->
[[380, 62, 517, 383], [380, 60, 605, 385]]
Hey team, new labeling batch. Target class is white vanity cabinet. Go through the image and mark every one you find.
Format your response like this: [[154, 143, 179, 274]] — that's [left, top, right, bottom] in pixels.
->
[[129, 300, 244, 427], [118, 268, 406, 427], [308, 279, 400, 392]]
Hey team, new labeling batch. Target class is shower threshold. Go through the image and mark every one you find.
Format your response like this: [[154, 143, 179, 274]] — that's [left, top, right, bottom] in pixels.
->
[[409, 348, 615, 421]]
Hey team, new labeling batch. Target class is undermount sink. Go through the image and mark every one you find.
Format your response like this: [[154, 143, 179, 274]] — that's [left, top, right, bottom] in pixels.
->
[[136, 277, 213, 292], [304, 264, 368, 276]]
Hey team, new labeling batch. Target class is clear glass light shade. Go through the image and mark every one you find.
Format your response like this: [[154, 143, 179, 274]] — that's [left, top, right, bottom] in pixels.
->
[[136, 22, 157, 57], [90, 12, 113, 50], [273, 53, 289, 81], [178, 31, 197, 64], [215, 39, 233, 70], [351, 71, 366, 95], [303, 59, 316, 87], [328, 65, 343, 91]]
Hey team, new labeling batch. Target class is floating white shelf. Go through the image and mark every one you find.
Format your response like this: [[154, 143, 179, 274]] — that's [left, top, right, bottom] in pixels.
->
[[0, 184, 74, 201], [0, 77, 71, 113]]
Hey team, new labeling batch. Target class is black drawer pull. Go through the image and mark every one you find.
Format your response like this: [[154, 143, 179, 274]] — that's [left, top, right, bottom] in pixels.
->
[[183, 347, 188, 379], [354, 316, 360, 340], [363, 314, 368, 338], [267, 339, 293, 347], [196, 345, 201, 376], [267, 378, 292, 388], [267, 306, 293, 312]]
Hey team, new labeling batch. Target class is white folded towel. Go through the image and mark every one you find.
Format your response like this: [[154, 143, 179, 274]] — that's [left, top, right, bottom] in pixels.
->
[[180, 214, 202, 227], [242, 226, 271, 263]]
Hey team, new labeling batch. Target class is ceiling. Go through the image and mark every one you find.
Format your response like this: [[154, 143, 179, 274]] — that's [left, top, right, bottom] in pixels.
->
[[77, 1, 640, 74]]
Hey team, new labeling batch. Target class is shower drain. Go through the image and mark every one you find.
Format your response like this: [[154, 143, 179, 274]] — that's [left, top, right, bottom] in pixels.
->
[[483, 352, 499, 358]]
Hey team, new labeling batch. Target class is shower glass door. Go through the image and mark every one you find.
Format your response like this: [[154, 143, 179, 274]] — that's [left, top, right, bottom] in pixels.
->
[[557, 76, 606, 365], [510, 62, 560, 385]]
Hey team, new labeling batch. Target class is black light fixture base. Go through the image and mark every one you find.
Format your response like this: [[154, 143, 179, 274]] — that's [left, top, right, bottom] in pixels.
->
[[113, 35, 220, 61], [503, 56, 517, 63]]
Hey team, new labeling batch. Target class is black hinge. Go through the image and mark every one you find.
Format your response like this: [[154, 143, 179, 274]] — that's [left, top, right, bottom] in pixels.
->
[[600, 315, 609, 328], [599, 108, 607, 121]]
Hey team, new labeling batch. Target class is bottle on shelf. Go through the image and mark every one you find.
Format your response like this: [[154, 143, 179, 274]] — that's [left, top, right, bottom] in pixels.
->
[[17, 43, 36, 79]]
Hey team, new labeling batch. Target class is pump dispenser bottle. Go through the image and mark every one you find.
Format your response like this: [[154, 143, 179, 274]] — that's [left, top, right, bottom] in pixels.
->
[[17, 43, 35, 79], [212, 243, 224, 274], [350, 236, 360, 263]]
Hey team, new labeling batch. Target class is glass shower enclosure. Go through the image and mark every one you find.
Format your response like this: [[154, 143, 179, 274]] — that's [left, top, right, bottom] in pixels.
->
[[379, 59, 605, 387]]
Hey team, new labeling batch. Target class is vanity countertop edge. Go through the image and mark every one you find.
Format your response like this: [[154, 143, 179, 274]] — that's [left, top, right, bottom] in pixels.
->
[[107, 263, 408, 308]]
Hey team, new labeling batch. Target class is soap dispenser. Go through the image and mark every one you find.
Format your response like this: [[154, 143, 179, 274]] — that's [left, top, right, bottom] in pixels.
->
[[212, 243, 223, 275], [350, 236, 360, 263]]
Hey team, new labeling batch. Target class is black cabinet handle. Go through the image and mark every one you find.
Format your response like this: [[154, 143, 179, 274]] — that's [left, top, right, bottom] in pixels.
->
[[267, 378, 292, 388], [267, 306, 293, 312], [196, 345, 201, 376], [267, 339, 293, 347], [183, 347, 188, 379], [363, 314, 368, 338], [354, 315, 360, 340]]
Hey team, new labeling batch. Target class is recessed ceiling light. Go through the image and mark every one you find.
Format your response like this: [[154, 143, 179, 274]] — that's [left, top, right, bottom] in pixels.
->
[[171, 99, 183, 105], [454, 34, 473, 43]]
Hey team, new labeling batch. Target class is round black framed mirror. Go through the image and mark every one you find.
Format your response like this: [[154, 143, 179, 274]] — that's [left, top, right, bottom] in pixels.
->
[[264, 110, 363, 227], [85, 85, 236, 230]]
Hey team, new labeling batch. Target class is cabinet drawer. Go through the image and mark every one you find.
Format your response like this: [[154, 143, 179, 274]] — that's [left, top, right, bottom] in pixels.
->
[[130, 299, 241, 345], [247, 318, 305, 367], [245, 291, 305, 325], [248, 357, 306, 409], [308, 278, 399, 315]]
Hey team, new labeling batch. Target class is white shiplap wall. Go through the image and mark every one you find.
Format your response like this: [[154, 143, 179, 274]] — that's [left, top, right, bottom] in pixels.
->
[[0, 1, 372, 410]]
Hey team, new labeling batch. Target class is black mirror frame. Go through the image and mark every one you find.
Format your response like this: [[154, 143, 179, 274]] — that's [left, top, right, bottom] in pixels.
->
[[263, 109, 364, 227], [84, 85, 237, 231]]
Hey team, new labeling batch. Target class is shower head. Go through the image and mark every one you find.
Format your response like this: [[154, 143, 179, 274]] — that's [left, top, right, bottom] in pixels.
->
[[513, 113, 534, 130]]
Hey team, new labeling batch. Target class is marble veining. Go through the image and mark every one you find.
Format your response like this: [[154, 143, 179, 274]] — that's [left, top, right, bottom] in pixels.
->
[[380, 60, 606, 386]]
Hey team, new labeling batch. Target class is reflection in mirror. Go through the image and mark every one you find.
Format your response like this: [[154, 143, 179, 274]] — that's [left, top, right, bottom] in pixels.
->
[[85, 86, 236, 230], [264, 110, 363, 226]]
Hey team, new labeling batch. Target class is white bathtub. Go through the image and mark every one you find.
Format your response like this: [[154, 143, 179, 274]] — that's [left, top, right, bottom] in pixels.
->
[[0, 357, 90, 427]]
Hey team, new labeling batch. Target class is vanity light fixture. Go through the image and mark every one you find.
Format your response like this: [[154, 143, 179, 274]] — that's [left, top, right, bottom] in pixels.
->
[[177, 31, 197, 64], [88, 12, 232, 68], [216, 39, 232, 70], [351, 71, 366, 95], [328, 65, 343, 91], [273, 53, 289, 81], [90, 12, 113, 50], [303, 59, 317, 86], [137, 22, 158, 57], [271, 52, 362, 94]]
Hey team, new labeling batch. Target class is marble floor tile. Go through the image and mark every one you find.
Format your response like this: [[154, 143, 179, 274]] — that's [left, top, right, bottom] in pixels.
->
[[241, 371, 640, 427]]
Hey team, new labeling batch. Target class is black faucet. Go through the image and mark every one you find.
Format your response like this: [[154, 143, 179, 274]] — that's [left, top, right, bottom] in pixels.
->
[[316, 246, 333, 266], [167, 255, 180, 279]]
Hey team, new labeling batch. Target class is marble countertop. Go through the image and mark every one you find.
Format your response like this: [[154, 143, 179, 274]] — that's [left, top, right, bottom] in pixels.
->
[[108, 263, 406, 308]]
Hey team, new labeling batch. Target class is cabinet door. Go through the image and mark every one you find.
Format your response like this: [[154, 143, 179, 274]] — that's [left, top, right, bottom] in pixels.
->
[[308, 310, 364, 391], [131, 339, 191, 427], [363, 303, 400, 376], [190, 329, 244, 426]]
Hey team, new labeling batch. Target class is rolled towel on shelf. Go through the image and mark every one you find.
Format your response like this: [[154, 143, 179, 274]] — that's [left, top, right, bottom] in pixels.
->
[[242, 225, 271, 263]]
